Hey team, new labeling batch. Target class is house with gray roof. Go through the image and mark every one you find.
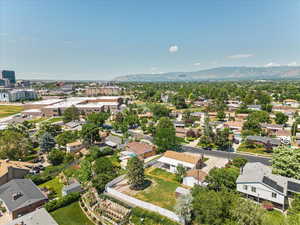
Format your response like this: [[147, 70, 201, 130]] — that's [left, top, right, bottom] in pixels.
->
[[62, 180, 82, 196], [5, 208, 58, 225], [0, 179, 48, 220], [237, 162, 300, 210], [105, 135, 123, 148]]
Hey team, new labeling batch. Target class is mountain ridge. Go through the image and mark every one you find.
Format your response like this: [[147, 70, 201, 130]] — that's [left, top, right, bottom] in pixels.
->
[[114, 66, 300, 82]]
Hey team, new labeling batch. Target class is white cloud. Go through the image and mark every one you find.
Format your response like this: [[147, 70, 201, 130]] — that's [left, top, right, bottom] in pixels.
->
[[228, 54, 253, 59], [193, 62, 201, 66], [287, 62, 298, 66], [169, 45, 179, 53], [264, 62, 281, 67]]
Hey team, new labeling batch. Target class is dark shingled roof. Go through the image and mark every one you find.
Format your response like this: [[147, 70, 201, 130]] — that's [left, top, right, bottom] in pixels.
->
[[0, 179, 47, 212]]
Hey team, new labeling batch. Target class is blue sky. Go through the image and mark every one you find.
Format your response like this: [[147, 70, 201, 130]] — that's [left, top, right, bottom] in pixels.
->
[[0, 0, 299, 80]]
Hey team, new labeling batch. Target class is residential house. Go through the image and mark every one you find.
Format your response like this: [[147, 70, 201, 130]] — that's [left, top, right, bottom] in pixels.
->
[[247, 105, 262, 111], [235, 113, 248, 121], [261, 123, 284, 135], [224, 121, 244, 133], [105, 135, 123, 148], [125, 141, 156, 159], [0, 179, 48, 220], [237, 162, 300, 210], [174, 121, 185, 128], [275, 130, 291, 145], [272, 105, 296, 116], [0, 160, 35, 186], [64, 121, 83, 131], [246, 136, 281, 150], [66, 141, 84, 153], [158, 151, 202, 173], [183, 169, 208, 187], [283, 99, 299, 108], [5, 208, 58, 225], [62, 180, 82, 196]]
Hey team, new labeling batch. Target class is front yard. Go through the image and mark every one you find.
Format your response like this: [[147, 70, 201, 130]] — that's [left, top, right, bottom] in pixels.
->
[[51, 201, 94, 225], [237, 142, 272, 156]]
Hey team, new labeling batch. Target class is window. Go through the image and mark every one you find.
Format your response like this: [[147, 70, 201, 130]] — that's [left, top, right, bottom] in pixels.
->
[[272, 193, 277, 198], [243, 185, 248, 190], [251, 187, 256, 193]]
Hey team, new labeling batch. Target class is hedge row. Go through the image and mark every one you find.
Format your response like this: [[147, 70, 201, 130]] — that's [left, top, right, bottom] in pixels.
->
[[45, 192, 80, 212], [131, 207, 180, 225]]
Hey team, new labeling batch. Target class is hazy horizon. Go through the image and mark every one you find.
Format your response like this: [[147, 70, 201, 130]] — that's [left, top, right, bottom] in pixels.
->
[[1, 0, 300, 80]]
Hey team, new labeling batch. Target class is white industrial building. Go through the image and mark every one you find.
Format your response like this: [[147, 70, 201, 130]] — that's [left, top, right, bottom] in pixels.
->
[[0, 89, 38, 102]]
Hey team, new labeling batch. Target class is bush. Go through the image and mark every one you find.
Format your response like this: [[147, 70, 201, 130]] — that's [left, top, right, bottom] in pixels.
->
[[262, 201, 274, 211], [45, 192, 81, 212]]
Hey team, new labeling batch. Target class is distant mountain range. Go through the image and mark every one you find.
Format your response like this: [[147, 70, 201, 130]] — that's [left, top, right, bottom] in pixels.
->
[[114, 66, 300, 82]]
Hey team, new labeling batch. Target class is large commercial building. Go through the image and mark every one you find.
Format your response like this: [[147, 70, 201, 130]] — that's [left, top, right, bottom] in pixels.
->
[[0, 89, 38, 102], [40, 96, 124, 117], [86, 86, 122, 96], [0, 70, 16, 87]]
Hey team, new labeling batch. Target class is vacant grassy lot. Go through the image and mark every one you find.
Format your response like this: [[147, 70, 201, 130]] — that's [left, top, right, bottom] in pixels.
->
[[39, 176, 64, 198], [51, 201, 94, 225], [134, 168, 181, 211], [0, 105, 23, 118]]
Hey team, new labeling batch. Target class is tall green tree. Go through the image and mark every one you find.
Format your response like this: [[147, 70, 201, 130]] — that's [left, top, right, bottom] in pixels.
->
[[48, 149, 65, 165], [127, 156, 145, 190], [55, 130, 78, 147], [275, 112, 288, 125], [174, 194, 193, 224], [86, 112, 110, 127], [63, 105, 80, 123], [80, 123, 100, 146], [0, 129, 32, 160], [272, 146, 300, 179], [154, 117, 178, 152], [205, 167, 239, 191], [39, 132, 56, 152]]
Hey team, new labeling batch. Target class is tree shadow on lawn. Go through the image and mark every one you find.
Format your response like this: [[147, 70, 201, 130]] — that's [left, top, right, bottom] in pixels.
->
[[130, 179, 152, 191]]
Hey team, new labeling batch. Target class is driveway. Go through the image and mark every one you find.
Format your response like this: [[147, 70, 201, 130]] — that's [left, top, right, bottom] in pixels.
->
[[202, 156, 228, 173]]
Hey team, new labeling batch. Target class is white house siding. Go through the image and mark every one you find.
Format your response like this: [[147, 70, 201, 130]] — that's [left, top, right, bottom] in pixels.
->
[[183, 177, 197, 187], [237, 182, 285, 205]]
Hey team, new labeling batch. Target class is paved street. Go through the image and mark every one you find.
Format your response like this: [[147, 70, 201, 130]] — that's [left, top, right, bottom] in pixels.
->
[[182, 146, 272, 166]]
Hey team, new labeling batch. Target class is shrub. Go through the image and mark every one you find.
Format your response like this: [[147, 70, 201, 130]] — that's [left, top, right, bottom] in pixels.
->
[[262, 201, 274, 211], [131, 207, 180, 225], [45, 192, 81, 212]]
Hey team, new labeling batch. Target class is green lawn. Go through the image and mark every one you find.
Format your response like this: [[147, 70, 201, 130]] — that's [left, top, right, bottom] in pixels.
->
[[262, 210, 285, 225], [39, 176, 63, 198], [237, 143, 272, 156], [47, 117, 63, 123], [134, 169, 180, 211], [148, 168, 178, 183], [0, 105, 23, 118], [51, 201, 94, 225]]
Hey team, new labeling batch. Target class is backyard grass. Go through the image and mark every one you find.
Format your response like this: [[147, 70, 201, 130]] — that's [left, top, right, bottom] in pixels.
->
[[39, 176, 63, 198], [148, 168, 178, 183], [51, 201, 94, 225], [134, 168, 181, 211], [0, 105, 23, 118], [262, 210, 285, 225]]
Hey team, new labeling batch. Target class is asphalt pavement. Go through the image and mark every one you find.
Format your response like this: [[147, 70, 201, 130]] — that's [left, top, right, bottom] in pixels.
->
[[182, 146, 272, 166]]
